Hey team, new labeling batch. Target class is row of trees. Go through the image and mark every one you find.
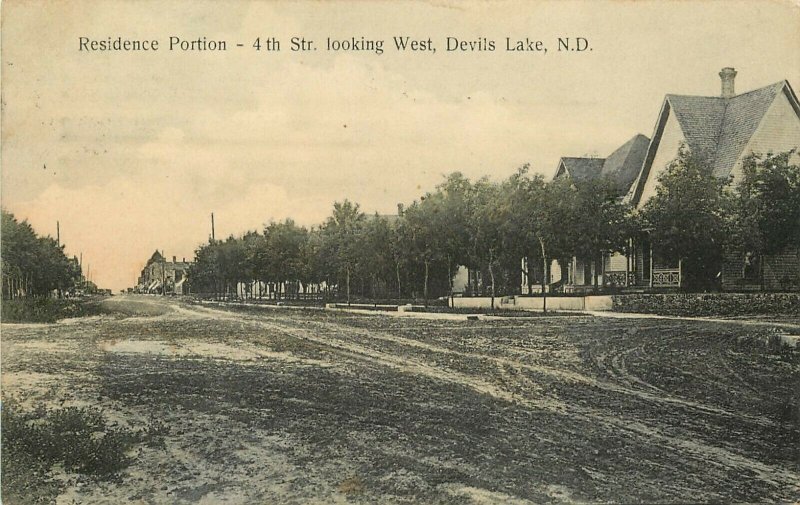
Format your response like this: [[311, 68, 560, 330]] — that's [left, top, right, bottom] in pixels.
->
[[189, 165, 633, 303], [2, 210, 83, 299], [188, 147, 800, 301]]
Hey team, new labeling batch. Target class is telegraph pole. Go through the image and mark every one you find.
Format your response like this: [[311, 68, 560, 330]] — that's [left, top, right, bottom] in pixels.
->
[[211, 213, 216, 241], [56, 221, 60, 246]]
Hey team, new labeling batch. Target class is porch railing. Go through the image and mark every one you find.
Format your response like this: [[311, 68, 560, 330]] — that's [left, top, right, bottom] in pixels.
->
[[604, 271, 637, 287], [651, 268, 681, 288]]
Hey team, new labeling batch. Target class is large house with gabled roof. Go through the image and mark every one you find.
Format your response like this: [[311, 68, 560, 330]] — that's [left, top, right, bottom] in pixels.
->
[[535, 133, 650, 292], [524, 68, 800, 294], [625, 68, 800, 290], [628, 68, 800, 207], [137, 250, 192, 295]]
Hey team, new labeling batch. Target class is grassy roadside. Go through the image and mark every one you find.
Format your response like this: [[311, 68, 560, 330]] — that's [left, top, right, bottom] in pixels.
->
[[1, 400, 168, 504], [0, 297, 106, 323]]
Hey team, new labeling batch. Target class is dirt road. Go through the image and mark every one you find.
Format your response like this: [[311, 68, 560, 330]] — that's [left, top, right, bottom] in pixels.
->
[[2, 295, 799, 504]]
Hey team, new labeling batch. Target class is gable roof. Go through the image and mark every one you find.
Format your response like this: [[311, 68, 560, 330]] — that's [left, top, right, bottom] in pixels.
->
[[629, 80, 799, 205], [556, 157, 605, 182], [555, 134, 650, 194], [146, 250, 164, 265], [713, 81, 791, 176], [600, 134, 651, 193]]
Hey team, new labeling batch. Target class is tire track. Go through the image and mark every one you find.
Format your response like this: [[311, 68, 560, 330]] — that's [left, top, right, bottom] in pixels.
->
[[165, 301, 800, 496]]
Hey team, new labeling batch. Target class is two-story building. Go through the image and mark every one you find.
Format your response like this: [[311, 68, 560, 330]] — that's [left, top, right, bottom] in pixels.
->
[[137, 251, 192, 295], [626, 68, 800, 290]]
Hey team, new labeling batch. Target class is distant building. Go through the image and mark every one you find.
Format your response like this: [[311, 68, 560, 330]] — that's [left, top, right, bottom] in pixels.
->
[[137, 251, 192, 295]]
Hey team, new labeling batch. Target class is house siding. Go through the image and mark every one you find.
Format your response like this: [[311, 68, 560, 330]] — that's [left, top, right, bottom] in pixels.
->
[[722, 249, 800, 292], [730, 91, 800, 182], [605, 253, 627, 271], [638, 107, 687, 207]]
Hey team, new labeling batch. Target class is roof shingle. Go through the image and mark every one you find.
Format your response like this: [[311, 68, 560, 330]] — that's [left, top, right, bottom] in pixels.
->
[[556, 134, 650, 194], [667, 81, 787, 177]]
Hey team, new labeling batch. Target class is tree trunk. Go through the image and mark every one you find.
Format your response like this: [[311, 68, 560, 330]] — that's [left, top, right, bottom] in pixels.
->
[[423, 260, 429, 308], [396, 262, 402, 302], [447, 256, 454, 308], [346, 267, 351, 306], [539, 237, 548, 314], [488, 249, 496, 309]]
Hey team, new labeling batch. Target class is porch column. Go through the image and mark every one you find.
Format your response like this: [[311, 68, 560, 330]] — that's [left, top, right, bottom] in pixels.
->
[[625, 240, 631, 287]]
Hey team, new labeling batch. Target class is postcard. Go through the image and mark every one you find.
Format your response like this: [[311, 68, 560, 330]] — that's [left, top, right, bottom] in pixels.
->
[[2, 1, 799, 503]]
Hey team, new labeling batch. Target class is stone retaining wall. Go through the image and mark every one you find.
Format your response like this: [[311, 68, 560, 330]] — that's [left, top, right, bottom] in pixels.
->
[[611, 293, 800, 316]]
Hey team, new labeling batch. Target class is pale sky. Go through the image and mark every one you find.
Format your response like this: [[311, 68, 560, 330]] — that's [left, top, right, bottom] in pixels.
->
[[2, 0, 799, 291]]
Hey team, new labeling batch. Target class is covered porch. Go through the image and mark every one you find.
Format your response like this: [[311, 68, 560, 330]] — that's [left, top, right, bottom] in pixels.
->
[[520, 238, 683, 294]]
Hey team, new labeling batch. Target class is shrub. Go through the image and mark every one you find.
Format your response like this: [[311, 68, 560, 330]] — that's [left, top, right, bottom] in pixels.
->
[[612, 293, 800, 317], [1, 401, 169, 502], [0, 298, 102, 323]]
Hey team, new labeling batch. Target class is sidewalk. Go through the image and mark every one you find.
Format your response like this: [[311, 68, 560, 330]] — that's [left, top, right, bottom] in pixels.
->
[[196, 299, 800, 328], [586, 310, 800, 330]]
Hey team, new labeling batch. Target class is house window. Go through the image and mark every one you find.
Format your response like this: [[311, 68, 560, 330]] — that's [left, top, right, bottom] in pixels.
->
[[743, 252, 759, 281]]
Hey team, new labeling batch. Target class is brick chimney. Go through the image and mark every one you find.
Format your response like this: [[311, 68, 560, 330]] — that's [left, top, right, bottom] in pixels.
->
[[172, 255, 177, 263], [719, 67, 737, 98]]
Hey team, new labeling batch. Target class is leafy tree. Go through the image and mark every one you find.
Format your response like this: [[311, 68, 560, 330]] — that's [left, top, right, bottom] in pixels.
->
[[1, 209, 82, 299], [467, 177, 505, 307], [358, 215, 396, 302], [241, 231, 264, 299], [389, 206, 410, 300], [570, 177, 634, 291], [399, 199, 439, 305], [319, 200, 365, 305], [640, 145, 729, 290], [532, 177, 577, 308], [495, 166, 550, 296], [189, 240, 219, 297], [727, 150, 800, 287], [432, 174, 473, 299], [262, 220, 309, 299], [301, 228, 326, 298]]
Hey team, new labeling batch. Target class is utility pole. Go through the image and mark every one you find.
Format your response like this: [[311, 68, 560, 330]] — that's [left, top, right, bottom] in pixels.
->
[[211, 213, 216, 241], [162, 252, 166, 296], [56, 221, 60, 247]]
